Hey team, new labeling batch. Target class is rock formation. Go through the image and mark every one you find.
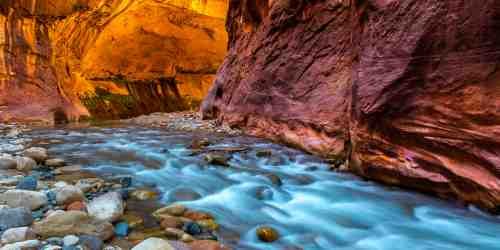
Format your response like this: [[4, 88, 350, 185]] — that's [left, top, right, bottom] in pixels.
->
[[202, 0, 500, 212], [0, 0, 228, 122]]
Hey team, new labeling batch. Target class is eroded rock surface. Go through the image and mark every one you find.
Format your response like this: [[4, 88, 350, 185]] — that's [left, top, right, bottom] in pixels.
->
[[0, 0, 228, 122], [202, 0, 500, 212]]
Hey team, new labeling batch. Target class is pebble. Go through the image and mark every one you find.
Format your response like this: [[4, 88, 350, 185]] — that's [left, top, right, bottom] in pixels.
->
[[54, 185, 85, 205], [153, 204, 187, 218], [0, 190, 48, 210], [0, 239, 41, 250], [79, 235, 103, 250], [63, 235, 79, 246], [160, 216, 184, 229], [114, 222, 129, 237], [131, 238, 175, 250], [183, 222, 202, 236], [87, 192, 124, 222], [183, 210, 213, 221], [66, 201, 87, 212], [0, 227, 37, 244], [0, 155, 17, 169], [45, 158, 66, 168], [15, 156, 37, 171], [23, 147, 48, 163], [256, 226, 279, 242], [189, 240, 230, 250], [130, 189, 158, 201], [0, 207, 34, 230], [204, 153, 230, 167], [16, 176, 38, 190]]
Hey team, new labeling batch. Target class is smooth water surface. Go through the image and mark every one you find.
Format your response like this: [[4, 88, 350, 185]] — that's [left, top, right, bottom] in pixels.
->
[[26, 126, 500, 250]]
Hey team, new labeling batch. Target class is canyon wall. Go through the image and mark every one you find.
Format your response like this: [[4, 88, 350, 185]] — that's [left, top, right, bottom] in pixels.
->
[[202, 0, 500, 212], [0, 0, 228, 122]]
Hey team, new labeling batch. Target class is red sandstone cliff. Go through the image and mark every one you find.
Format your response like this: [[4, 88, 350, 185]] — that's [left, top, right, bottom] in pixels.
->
[[202, 0, 500, 212]]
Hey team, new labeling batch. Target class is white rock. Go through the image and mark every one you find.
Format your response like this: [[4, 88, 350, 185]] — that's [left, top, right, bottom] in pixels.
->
[[15, 157, 36, 172], [131, 238, 175, 250], [1, 227, 36, 244], [23, 147, 48, 162], [63, 235, 79, 246], [0, 190, 48, 210], [87, 192, 124, 222], [0, 239, 41, 250], [54, 185, 85, 205]]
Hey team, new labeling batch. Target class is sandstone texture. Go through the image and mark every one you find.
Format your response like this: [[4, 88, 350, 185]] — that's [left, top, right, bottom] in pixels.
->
[[202, 0, 500, 212], [0, 0, 228, 122]]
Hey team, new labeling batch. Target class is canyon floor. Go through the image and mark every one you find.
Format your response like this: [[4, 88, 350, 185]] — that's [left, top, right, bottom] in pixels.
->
[[0, 113, 499, 250]]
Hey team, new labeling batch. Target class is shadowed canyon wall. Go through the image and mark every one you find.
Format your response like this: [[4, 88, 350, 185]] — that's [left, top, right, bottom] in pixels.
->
[[0, 0, 228, 122], [202, 0, 500, 212]]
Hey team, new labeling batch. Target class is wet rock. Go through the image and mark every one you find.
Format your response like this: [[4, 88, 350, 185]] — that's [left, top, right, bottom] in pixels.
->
[[32, 211, 114, 240], [183, 222, 202, 236], [130, 189, 158, 201], [63, 235, 79, 246], [0, 208, 34, 230], [131, 238, 174, 250], [66, 201, 87, 212], [0, 155, 17, 170], [0, 190, 48, 210], [15, 157, 37, 172], [160, 216, 184, 229], [53, 165, 82, 175], [1, 227, 36, 244], [114, 222, 129, 237], [45, 237, 64, 246], [45, 158, 65, 168], [264, 173, 282, 186], [197, 219, 219, 231], [16, 176, 38, 190], [23, 147, 48, 163], [87, 192, 124, 222], [168, 188, 202, 202], [256, 150, 272, 158], [119, 177, 132, 188], [79, 235, 103, 250], [120, 213, 143, 229], [164, 228, 185, 239], [42, 244, 63, 250], [54, 185, 85, 205], [189, 240, 230, 250], [76, 178, 103, 193], [180, 233, 195, 243], [183, 210, 213, 221], [204, 153, 230, 167], [128, 228, 167, 243], [256, 226, 279, 243], [0, 239, 41, 250], [153, 204, 187, 218]]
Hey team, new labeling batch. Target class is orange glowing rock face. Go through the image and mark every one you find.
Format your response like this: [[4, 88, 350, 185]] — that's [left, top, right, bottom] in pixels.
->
[[0, 0, 228, 122]]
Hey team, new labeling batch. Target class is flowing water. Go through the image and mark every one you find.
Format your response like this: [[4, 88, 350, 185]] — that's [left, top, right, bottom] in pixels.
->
[[24, 125, 500, 250]]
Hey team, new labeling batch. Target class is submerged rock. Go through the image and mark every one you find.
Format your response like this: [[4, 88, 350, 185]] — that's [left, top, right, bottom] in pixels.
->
[[0, 190, 48, 210], [256, 226, 279, 243], [54, 185, 85, 205], [204, 153, 230, 167]]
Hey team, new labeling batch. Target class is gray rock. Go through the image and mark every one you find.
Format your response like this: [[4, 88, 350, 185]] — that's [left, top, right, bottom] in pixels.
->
[[23, 147, 48, 163], [0, 190, 48, 210], [0, 208, 33, 230], [87, 192, 124, 222], [79, 235, 103, 250], [1, 227, 37, 244]]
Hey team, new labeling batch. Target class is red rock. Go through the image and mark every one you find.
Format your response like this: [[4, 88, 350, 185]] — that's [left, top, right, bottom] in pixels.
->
[[202, 0, 500, 212], [66, 201, 87, 212], [189, 240, 231, 250]]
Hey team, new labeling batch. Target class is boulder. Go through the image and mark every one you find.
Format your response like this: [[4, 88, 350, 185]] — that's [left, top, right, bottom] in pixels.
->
[[87, 192, 124, 222], [32, 211, 114, 240], [0, 190, 48, 210]]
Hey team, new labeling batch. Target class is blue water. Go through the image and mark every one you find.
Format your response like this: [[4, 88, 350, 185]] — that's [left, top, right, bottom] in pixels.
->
[[27, 126, 500, 250]]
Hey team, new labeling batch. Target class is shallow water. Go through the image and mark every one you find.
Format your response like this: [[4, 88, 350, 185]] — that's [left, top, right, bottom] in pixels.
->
[[26, 126, 500, 250]]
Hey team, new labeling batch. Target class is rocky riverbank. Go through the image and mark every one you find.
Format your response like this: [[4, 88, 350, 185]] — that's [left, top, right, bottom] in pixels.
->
[[0, 114, 244, 250]]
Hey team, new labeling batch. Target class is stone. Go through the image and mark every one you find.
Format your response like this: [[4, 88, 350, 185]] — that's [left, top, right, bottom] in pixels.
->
[[256, 226, 279, 243], [23, 147, 48, 163], [204, 153, 230, 167], [43, 245, 63, 250], [168, 188, 202, 202], [153, 204, 187, 218], [180, 233, 195, 243], [0, 156, 17, 170], [264, 173, 282, 186], [1, 227, 36, 244], [256, 150, 272, 158], [78, 235, 103, 250], [54, 165, 82, 175], [120, 213, 143, 229], [114, 222, 129, 237], [66, 201, 87, 212], [63, 235, 79, 246], [0, 239, 41, 250], [45, 158, 66, 168], [159, 216, 184, 229], [131, 238, 174, 250], [130, 189, 158, 201], [54, 185, 85, 205], [183, 222, 202, 236], [0, 208, 33, 230], [197, 219, 219, 231], [32, 211, 114, 240], [16, 176, 38, 190], [164, 228, 185, 239], [87, 192, 124, 222], [15, 157, 37, 172], [0, 190, 48, 210], [189, 240, 231, 250], [76, 178, 104, 193], [183, 210, 213, 221]]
